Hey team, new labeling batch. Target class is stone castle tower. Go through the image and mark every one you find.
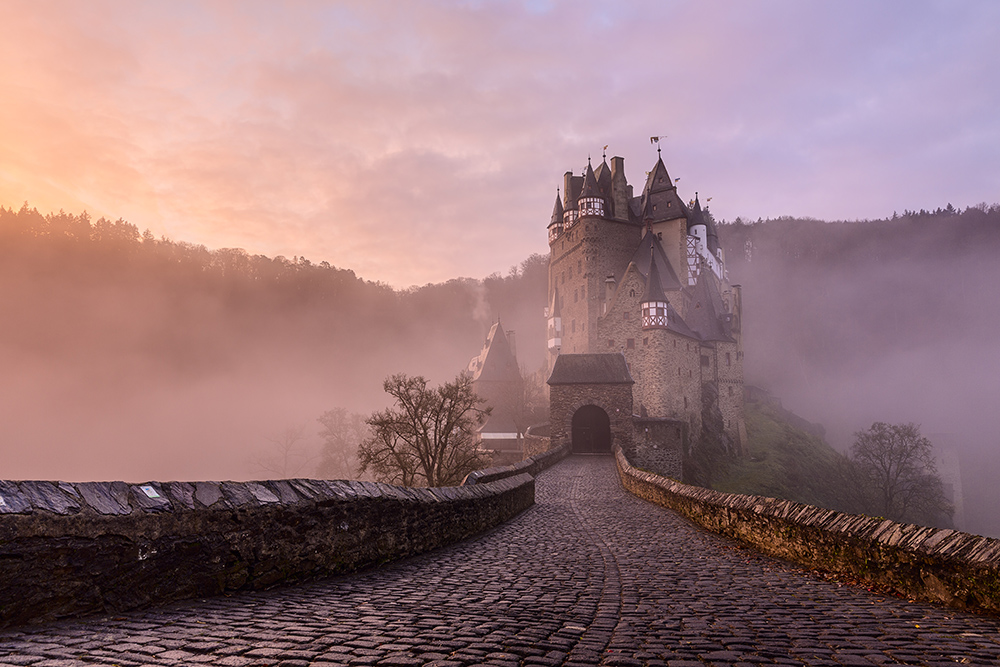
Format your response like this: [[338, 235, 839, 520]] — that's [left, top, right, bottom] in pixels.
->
[[545, 150, 746, 472]]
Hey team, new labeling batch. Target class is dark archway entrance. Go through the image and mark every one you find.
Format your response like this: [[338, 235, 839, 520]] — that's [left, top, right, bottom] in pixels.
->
[[571, 405, 612, 454]]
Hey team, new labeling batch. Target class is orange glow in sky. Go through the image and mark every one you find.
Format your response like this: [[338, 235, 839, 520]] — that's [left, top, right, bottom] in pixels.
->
[[2, 0, 998, 287]]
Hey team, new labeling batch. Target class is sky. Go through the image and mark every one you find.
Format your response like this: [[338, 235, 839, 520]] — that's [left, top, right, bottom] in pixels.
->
[[2, 0, 998, 288]]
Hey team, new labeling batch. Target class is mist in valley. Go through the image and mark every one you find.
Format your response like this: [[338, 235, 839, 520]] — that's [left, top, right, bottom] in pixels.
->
[[720, 205, 1000, 538], [0, 206, 546, 484], [2, 202, 999, 538]]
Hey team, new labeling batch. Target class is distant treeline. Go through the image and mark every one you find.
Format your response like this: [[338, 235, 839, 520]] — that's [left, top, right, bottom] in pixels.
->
[[715, 202, 1000, 378], [0, 205, 548, 408]]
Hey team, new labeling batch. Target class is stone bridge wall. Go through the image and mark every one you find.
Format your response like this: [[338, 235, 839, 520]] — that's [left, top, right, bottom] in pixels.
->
[[0, 470, 540, 628], [616, 447, 1000, 615]]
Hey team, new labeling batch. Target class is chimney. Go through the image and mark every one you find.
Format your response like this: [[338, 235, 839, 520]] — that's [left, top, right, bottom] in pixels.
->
[[610, 156, 629, 222]]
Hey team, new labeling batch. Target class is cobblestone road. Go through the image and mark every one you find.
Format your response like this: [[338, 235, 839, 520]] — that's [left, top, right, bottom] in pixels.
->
[[2, 456, 999, 667]]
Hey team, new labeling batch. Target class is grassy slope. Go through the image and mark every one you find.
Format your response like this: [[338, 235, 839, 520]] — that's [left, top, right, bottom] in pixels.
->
[[713, 400, 843, 509]]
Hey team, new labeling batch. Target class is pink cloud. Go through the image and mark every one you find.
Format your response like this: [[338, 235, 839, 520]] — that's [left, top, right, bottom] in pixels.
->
[[1, 0, 998, 286]]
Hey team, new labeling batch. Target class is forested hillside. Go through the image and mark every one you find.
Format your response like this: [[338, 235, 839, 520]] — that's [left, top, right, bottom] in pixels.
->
[[0, 205, 547, 482], [716, 203, 1000, 537]]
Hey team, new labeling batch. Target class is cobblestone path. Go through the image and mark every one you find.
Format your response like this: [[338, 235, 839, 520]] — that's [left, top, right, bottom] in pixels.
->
[[2, 456, 999, 667]]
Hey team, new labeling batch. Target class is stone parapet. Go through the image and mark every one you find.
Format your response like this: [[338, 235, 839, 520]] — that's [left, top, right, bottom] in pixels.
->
[[0, 474, 535, 628], [615, 448, 1000, 615], [462, 442, 569, 485]]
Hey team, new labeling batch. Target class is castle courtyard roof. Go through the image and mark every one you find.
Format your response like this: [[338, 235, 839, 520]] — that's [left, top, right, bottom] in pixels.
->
[[547, 354, 634, 385]]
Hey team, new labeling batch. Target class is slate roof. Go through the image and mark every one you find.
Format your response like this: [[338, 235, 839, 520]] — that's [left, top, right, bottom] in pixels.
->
[[685, 269, 735, 343], [469, 322, 521, 383], [547, 354, 634, 385], [550, 191, 564, 226], [688, 195, 720, 255], [639, 156, 688, 224], [580, 160, 602, 199], [629, 231, 682, 291], [594, 158, 613, 198], [641, 247, 668, 303]]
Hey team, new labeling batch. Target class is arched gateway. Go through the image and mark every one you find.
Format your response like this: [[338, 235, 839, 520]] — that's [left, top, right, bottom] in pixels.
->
[[571, 405, 612, 454], [547, 354, 634, 455]]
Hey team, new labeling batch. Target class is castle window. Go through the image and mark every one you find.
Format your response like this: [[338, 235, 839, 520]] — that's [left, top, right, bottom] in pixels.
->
[[626, 338, 635, 349], [572, 319, 576, 333], [623, 312, 630, 321], [726, 352, 732, 366], [643, 337, 648, 346], [581, 285, 585, 298], [728, 386, 734, 396], [629, 289, 636, 297], [578, 259, 582, 272], [608, 339, 614, 348], [684, 396, 688, 409], [701, 355, 710, 367], [657, 232, 662, 240], [673, 339, 677, 348], [561, 272, 565, 285], [574, 290, 578, 303], [688, 370, 692, 378]]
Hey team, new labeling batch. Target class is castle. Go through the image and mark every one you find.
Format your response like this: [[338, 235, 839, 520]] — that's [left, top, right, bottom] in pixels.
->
[[544, 149, 746, 475]]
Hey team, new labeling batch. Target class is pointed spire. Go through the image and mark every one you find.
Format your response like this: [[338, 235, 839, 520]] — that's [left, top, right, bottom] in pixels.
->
[[550, 189, 564, 226], [642, 245, 668, 304], [687, 192, 704, 231], [580, 159, 601, 198]]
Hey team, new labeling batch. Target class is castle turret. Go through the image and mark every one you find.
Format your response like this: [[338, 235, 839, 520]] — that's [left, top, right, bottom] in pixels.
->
[[578, 159, 605, 219], [641, 248, 669, 329], [548, 190, 564, 243], [687, 194, 725, 282]]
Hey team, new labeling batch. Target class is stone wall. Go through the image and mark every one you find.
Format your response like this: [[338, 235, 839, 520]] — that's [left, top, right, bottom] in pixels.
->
[[629, 418, 685, 479], [0, 473, 535, 628], [462, 442, 570, 485], [616, 448, 1000, 615]]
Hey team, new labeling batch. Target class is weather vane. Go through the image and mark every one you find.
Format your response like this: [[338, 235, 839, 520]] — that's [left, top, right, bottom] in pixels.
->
[[650, 135, 667, 155]]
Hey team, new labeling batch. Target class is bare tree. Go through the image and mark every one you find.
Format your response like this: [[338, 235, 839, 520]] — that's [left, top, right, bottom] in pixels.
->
[[316, 408, 368, 479], [843, 422, 953, 527], [251, 425, 316, 478], [358, 373, 491, 487]]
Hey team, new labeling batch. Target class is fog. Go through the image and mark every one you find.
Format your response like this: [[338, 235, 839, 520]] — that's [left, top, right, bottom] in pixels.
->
[[0, 208, 546, 484], [722, 208, 1000, 537], [2, 205, 998, 537]]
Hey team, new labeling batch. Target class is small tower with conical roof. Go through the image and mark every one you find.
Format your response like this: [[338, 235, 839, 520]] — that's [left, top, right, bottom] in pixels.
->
[[548, 191, 564, 243], [641, 248, 670, 329], [578, 159, 605, 219], [687, 194, 726, 283]]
